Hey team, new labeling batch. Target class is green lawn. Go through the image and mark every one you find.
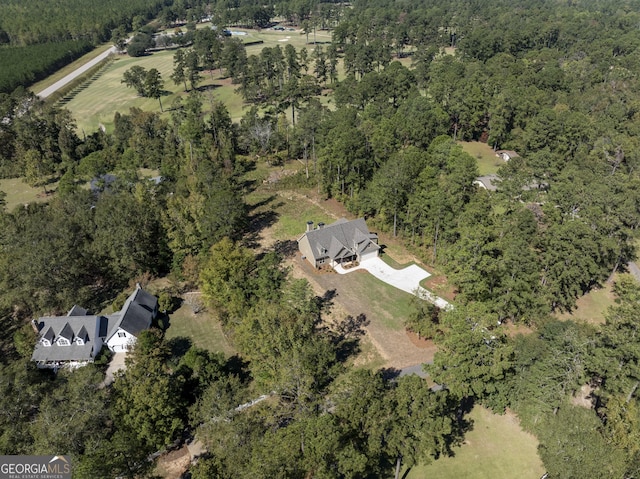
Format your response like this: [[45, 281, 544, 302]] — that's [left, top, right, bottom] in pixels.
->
[[459, 141, 504, 175], [555, 278, 617, 325], [0, 177, 58, 211], [164, 302, 236, 356], [61, 26, 347, 134], [406, 406, 545, 479]]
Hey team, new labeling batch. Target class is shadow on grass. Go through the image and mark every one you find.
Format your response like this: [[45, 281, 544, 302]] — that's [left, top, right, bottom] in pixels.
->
[[166, 336, 193, 358], [244, 195, 281, 249]]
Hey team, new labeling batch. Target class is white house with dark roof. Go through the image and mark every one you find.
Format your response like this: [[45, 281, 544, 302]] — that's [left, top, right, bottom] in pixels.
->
[[31, 285, 158, 369], [298, 218, 380, 268]]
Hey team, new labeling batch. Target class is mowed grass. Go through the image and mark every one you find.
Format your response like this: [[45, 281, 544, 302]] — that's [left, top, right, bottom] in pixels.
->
[[459, 141, 504, 175], [164, 302, 236, 356], [62, 26, 347, 133], [0, 177, 58, 211], [406, 406, 545, 479], [555, 278, 617, 325]]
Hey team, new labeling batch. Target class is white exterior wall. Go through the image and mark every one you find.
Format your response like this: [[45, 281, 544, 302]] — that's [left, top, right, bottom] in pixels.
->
[[106, 328, 137, 352], [360, 249, 378, 262]]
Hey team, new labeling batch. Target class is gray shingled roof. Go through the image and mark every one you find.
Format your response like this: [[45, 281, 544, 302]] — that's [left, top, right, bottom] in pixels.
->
[[67, 305, 88, 316], [105, 287, 157, 339], [31, 316, 101, 363], [301, 218, 378, 262], [130, 288, 157, 313], [58, 323, 74, 341], [475, 175, 499, 191], [31, 288, 157, 364], [76, 325, 89, 342]]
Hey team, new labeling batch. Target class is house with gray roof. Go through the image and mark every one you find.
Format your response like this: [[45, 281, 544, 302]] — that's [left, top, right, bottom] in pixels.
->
[[474, 174, 499, 191], [298, 218, 379, 268], [31, 285, 158, 369]]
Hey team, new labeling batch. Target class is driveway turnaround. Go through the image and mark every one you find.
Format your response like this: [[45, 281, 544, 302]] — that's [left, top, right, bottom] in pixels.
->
[[334, 257, 452, 310]]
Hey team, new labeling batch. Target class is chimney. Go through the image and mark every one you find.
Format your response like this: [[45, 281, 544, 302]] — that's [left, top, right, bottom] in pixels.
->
[[31, 319, 39, 333], [317, 222, 325, 229], [306, 221, 314, 232]]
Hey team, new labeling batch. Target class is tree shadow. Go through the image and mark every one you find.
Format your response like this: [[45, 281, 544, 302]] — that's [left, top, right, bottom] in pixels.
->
[[224, 354, 252, 383], [166, 336, 193, 358], [273, 239, 298, 259], [331, 312, 370, 363], [244, 195, 282, 249], [195, 83, 223, 93], [380, 367, 402, 381]]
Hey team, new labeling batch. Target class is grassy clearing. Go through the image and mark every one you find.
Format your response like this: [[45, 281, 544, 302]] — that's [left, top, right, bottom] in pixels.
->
[[29, 43, 115, 94], [0, 177, 58, 211], [63, 27, 345, 133], [164, 302, 236, 356], [459, 141, 504, 175], [344, 271, 414, 331], [555, 279, 617, 325], [406, 406, 545, 479]]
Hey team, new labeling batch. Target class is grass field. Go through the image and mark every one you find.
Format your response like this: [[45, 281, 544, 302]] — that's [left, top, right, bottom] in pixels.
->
[[406, 406, 545, 479], [459, 141, 504, 175], [164, 302, 236, 356], [555, 278, 616, 325], [0, 177, 58, 211], [63, 27, 340, 133]]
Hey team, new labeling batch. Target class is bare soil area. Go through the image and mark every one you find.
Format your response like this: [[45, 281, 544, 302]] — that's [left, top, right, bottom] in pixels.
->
[[155, 446, 191, 479]]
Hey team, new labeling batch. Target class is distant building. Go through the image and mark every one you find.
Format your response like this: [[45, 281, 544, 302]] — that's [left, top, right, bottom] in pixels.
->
[[31, 285, 157, 370], [474, 174, 499, 191], [298, 218, 379, 268], [496, 150, 520, 162]]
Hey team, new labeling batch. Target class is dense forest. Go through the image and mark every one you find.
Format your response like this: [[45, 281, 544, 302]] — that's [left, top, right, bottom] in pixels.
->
[[3, 0, 640, 477]]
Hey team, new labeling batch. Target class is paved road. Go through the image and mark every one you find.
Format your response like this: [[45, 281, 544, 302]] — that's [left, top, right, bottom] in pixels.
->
[[334, 257, 452, 310], [36, 46, 117, 99]]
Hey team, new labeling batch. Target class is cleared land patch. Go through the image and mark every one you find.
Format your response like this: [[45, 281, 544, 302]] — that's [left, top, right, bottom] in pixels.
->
[[164, 301, 236, 356], [0, 177, 58, 211], [406, 406, 545, 479], [459, 141, 505, 175]]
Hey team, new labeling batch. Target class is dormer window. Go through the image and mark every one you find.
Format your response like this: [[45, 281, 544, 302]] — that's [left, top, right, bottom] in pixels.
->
[[57, 338, 70, 346], [75, 337, 84, 345], [40, 338, 51, 347]]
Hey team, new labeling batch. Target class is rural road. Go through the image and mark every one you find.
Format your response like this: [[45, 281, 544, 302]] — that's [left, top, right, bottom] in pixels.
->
[[36, 46, 117, 99]]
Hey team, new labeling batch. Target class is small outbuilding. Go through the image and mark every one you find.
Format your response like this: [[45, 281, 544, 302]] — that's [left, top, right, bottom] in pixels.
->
[[496, 150, 520, 162]]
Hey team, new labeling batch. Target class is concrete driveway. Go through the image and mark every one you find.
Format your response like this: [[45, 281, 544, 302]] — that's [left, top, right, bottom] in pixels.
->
[[101, 352, 127, 387], [334, 257, 451, 310]]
